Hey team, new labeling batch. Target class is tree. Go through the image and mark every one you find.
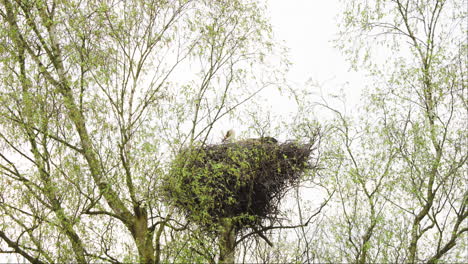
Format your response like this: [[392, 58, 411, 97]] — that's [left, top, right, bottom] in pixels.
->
[[0, 0, 279, 263], [305, 0, 467, 263]]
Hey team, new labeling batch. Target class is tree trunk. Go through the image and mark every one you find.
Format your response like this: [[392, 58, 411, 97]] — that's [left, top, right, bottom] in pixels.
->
[[218, 218, 236, 264], [132, 206, 155, 264]]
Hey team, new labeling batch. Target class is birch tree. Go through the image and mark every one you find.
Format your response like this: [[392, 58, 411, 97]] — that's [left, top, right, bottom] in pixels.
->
[[0, 0, 277, 263], [309, 0, 467, 263]]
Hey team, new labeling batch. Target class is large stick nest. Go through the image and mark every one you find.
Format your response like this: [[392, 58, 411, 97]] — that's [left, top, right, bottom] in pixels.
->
[[161, 138, 314, 229]]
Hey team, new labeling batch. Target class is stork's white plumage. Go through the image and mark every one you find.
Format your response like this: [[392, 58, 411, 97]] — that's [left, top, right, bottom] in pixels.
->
[[222, 129, 236, 142]]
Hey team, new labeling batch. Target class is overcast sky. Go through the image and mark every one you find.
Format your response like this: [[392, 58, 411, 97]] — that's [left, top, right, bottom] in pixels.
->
[[267, 0, 366, 108], [213, 0, 369, 141]]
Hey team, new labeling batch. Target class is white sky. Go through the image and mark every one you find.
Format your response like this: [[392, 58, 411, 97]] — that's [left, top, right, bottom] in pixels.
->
[[267, 0, 366, 108], [214, 0, 370, 142]]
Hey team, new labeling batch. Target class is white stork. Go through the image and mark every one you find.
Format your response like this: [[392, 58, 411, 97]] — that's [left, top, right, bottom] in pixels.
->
[[222, 129, 236, 142]]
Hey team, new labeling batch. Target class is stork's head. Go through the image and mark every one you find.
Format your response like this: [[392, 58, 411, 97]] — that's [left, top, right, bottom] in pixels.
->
[[223, 129, 236, 142]]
